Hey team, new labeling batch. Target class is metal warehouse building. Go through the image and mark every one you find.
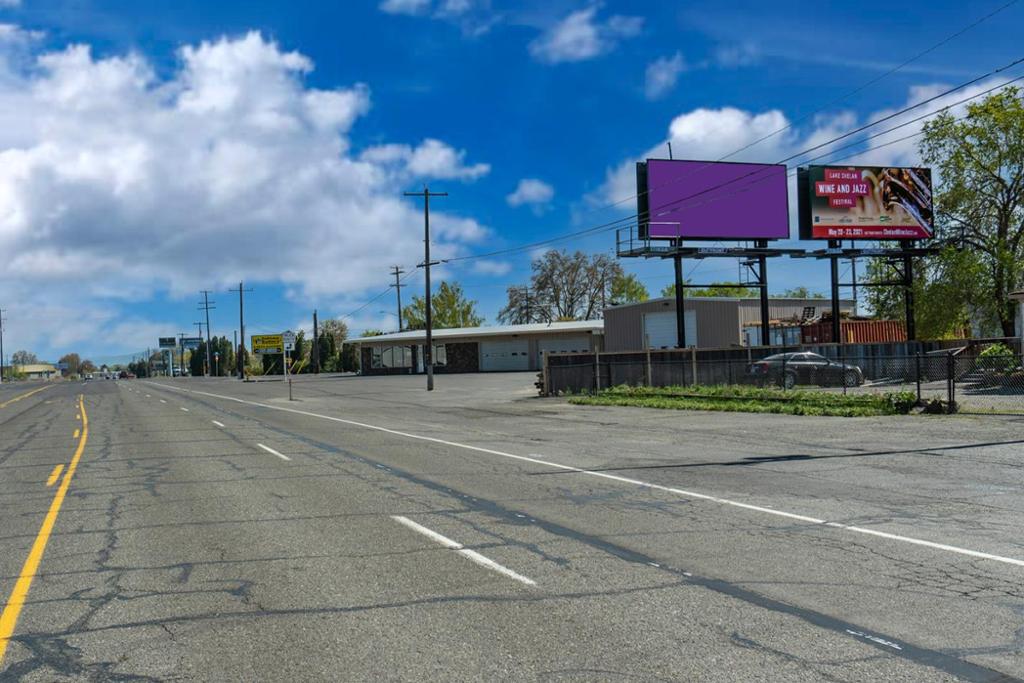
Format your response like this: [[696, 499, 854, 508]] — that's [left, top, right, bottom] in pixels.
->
[[603, 296, 855, 351], [353, 321, 604, 375]]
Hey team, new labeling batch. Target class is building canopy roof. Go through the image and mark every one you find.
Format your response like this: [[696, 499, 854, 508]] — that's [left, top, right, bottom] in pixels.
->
[[351, 320, 604, 345]]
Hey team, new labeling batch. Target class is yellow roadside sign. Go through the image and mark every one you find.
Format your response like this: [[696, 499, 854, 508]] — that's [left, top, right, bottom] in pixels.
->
[[252, 334, 284, 353]]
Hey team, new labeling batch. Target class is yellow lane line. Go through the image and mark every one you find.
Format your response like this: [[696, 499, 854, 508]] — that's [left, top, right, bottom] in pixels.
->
[[0, 385, 52, 409], [45, 465, 64, 487], [0, 394, 88, 665]]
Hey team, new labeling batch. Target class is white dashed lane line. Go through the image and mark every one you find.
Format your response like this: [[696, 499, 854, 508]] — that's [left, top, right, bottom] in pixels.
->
[[257, 443, 291, 461], [392, 515, 535, 586]]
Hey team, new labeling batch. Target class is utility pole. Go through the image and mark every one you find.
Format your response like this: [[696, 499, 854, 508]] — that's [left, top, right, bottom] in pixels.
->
[[228, 282, 252, 380], [0, 309, 6, 384], [194, 321, 205, 374], [404, 186, 446, 391], [312, 310, 320, 374], [198, 291, 216, 377], [178, 332, 188, 378], [390, 266, 406, 332]]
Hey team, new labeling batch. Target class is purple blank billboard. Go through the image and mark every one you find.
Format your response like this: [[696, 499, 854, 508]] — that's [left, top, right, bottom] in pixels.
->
[[640, 159, 790, 240]]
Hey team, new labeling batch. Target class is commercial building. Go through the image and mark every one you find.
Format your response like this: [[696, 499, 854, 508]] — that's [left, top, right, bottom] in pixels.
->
[[12, 363, 59, 380], [603, 296, 855, 351], [353, 320, 604, 375]]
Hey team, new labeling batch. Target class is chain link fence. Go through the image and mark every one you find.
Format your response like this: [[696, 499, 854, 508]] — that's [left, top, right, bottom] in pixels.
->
[[544, 339, 1024, 414]]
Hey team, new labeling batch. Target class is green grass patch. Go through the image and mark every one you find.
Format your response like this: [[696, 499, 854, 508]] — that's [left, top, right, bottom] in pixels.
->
[[568, 384, 917, 417]]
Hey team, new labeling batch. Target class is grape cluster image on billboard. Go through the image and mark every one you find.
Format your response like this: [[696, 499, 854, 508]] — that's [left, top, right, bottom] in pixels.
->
[[638, 159, 790, 241], [799, 166, 933, 240]]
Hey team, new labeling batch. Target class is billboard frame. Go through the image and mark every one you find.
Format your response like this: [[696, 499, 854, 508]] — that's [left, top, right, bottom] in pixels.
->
[[637, 158, 790, 242], [797, 165, 934, 241]]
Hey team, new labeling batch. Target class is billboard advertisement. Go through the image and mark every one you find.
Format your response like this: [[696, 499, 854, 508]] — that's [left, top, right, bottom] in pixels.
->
[[637, 159, 789, 241], [798, 166, 933, 240], [182, 337, 203, 350], [158, 337, 176, 349]]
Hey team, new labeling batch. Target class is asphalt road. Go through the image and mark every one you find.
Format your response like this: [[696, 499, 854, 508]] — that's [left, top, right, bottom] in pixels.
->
[[2, 373, 1024, 681]]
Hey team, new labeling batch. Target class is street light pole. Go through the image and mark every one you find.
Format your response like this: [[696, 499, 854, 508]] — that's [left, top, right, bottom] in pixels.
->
[[404, 186, 446, 391], [0, 309, 6, 384]]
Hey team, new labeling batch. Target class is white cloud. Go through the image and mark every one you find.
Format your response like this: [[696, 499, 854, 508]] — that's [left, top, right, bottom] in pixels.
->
[[644, 52, 685, 100], [592, 77, 1015, 218], [506, 177, 554, 213], [472, 259, 512, 276], [361, 138, 490, 181], [714, 43, 759, 68], [379, 0, 431, 15], [528, 5, 643, 64], [0, 30, 491, 357]]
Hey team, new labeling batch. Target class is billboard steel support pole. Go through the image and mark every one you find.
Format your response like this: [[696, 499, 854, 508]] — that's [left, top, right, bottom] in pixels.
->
[[673, 248, 685, 351], [405, 186, 447, 392], [829, 240, 842, 344], [903, 243, 916, 342]]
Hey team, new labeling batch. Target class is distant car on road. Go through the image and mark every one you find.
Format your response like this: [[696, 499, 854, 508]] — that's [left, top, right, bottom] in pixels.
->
[[84, 374, 93, 381], [747, 352, 864, 389]]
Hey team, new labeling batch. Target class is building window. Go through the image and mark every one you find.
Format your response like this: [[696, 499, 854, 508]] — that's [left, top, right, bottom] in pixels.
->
[[371, 348, 382, 369], [434, 344, 447, 366]]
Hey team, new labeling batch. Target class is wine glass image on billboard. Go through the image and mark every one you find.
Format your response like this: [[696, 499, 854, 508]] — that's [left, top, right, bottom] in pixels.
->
[[798, 165, 933, 240]]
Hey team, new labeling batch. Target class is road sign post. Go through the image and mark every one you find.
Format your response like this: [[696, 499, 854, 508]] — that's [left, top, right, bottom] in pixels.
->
[[282, 331, 296, 401]]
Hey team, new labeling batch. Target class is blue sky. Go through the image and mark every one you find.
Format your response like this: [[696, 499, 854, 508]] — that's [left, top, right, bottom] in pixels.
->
[[0, 0, 1021, 362]]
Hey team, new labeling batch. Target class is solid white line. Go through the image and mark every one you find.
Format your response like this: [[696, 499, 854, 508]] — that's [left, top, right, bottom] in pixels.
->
[[212, 420, 225, 428], [159, 399, 166, 404], [257, 443, 291, 461], [180, 407, 189, 412], [145, 382, 1024, 569], [392, 516, 535, 585]]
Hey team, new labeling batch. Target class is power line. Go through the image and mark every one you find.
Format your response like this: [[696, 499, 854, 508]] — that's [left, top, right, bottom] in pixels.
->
[[581, 0, 1021, 218]]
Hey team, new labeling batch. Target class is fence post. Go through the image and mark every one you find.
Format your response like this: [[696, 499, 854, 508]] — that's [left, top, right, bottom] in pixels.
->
[[690, 347, 697, 387], [915, 351, 922, 405], [645, 347, 652, 387], [946, 351, 955, 413], [594, 350, 601, 392]]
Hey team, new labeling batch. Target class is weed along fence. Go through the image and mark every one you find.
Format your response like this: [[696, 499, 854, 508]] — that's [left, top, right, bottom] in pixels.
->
[[543, 338, 1024, 414]]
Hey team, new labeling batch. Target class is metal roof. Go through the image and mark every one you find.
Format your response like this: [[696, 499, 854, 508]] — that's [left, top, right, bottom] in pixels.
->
[[351, 320, 604, 344]]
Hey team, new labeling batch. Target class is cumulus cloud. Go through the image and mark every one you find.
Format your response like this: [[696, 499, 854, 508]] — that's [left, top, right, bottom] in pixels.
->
[[361, 138, 490, 180], [644, 52, 686, 100], [592, 77, 1015, 221], [529, 5, 642, 64], [0, 30, 490, 356], [506, 177, 554, 214]]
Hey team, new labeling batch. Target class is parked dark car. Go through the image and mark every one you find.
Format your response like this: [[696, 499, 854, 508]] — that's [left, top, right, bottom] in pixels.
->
[[746, 352, 864, 389]]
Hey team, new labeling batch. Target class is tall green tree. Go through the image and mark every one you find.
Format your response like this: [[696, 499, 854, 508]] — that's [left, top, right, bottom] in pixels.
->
[[780, 286, 826, 299], [58, 353, 81, 375], [920, 87, 1024, 337], [11, 350, 37, 365], [661, 281, 759, 298], [498, 250, 623, 323], [610, 273, 649, 304], [404, 281, 483, 329]]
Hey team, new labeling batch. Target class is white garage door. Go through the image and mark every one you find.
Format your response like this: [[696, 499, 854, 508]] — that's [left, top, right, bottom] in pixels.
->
[[480, 339, 530, 371], [644, 310, 697, 348], [538, 336, 591, 365]]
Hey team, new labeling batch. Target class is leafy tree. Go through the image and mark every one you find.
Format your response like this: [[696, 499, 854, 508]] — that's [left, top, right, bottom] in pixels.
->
[[11, 350, 37, 366], [610, 273, 649, 304], [81, 359, 97, 374], [189, 341, 207, 377], [920, 87, 1024, 337], [361, 329, 385, 337], [498, 250, 623, 323], [661, 281, 759, 298], [780, 286, 826, 299], [403, 281, 483, 329], [59, 353, 81, 375]]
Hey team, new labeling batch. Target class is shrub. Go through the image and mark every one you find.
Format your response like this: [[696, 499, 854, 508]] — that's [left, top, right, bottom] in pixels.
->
[[978, 343, 1017, 373]]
